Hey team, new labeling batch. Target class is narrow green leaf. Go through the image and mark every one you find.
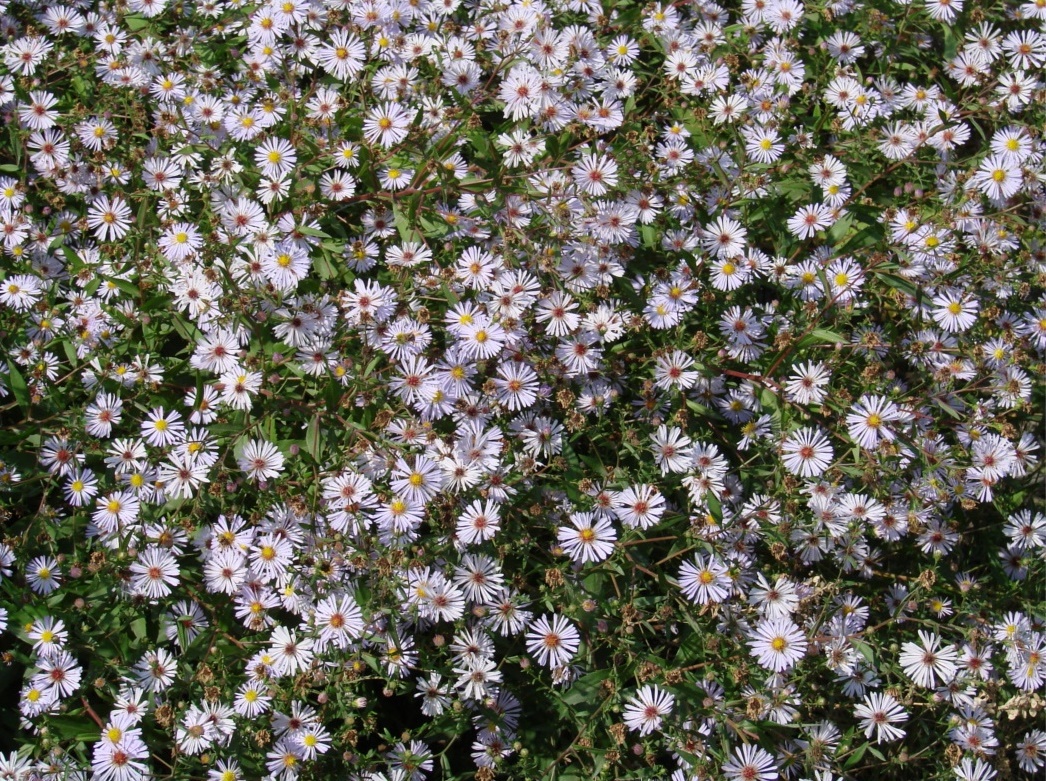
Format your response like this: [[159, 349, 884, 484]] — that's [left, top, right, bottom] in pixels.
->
[[6, 361, 29, 412]]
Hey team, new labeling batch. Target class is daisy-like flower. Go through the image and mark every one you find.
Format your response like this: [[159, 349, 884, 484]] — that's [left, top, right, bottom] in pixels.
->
[[493, 362, 539, 411], [722, 744, 779, 781], [748, 617, 809, 673], [129, 547, 180, 600], [953, 758, 996, 781], [92, 490, 141, 534], [141, 407, 185, 448], [92, 739, 149, 781], [783, 361, 830, 405], [34, 650, 83, 698], [391, 455, 443, 504], [571, 151, 618, 196], [709, 256, 750, 291], [931, 289, 979, 332], [899, 630, 958, 688], [262, 243, 311, 291], [702, 214, 748, 259], [650, 425, 693, 475], [781, 427, 833, 478], [854, 692, 908, 743], [557, 511, 617, 564], [18, 90, 60, 130], [28, 616, 67, 654], [846, 395, 903, 450], [363, 102, 412, 148], [622, 685, 675, 736], [416, 673, 451, 717], [238, 439, 285, 482], [158, 223, 203, 262], [788, 204, 833, 239], [254, 139, 297, 179], [971, 153, 1021, 201], [85, 392, 123, 438], [251, 534, 293, 582], [316, 29, 365, 80], [743, 126, 784, 163], [295, 724, 331, 760], [87, 195, 132, 242], [653, 350, 699, 391], [0, 274, 43, 311], [234, 679, 272, 718], [612, 484, 665, 529], [26, 555, 61, 595], [314, 593, 364, 649], [826, 257, 865, 303], [219, 367, 262, 411], [268, 625, 314, 677], [456, 499, 501, 545], [525, 614, 580, 669], [157, 453, 209, 500], [534, 291, 580, 337], [678, 553, 730, 605], [1015, 729, 1046, 773], [453, 554, 505, 604], [134, 648, 176, 693]]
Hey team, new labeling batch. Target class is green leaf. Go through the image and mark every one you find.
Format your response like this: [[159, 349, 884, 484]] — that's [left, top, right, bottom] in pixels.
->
[[844, 742, 868, 768], [123, 14, 150, 31], [294, 224, 331, 238], [560, 668, 611, 706], [875, 270, 918, 298], [6, 361, 29, 412], [942, 25, 958, 60], [315, 251, 338, 280], [306, 415, 322, 462]]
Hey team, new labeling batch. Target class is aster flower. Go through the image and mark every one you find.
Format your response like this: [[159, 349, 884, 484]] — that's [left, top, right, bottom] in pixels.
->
[[238, 439, 285, 482], [781, 427, 834, 478], [846, 395, 904, 450], [87, 195, 132, 242], [363, 102, 412, 148], [622, 685, 675, 736], [722, 744, 779, 781], [854, 692, 908, 743], [525, 614, 580, 669], [678, 553, 730, 605], [749, 617, 809, 673], [129, 547, 180, 600], [26, 555, 61, 595], [557, 511, 617, 564], [899, 630, 959, 688]]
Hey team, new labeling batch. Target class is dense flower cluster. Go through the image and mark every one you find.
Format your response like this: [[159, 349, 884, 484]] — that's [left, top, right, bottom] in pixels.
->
[[0, 0, 1043, 777]]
